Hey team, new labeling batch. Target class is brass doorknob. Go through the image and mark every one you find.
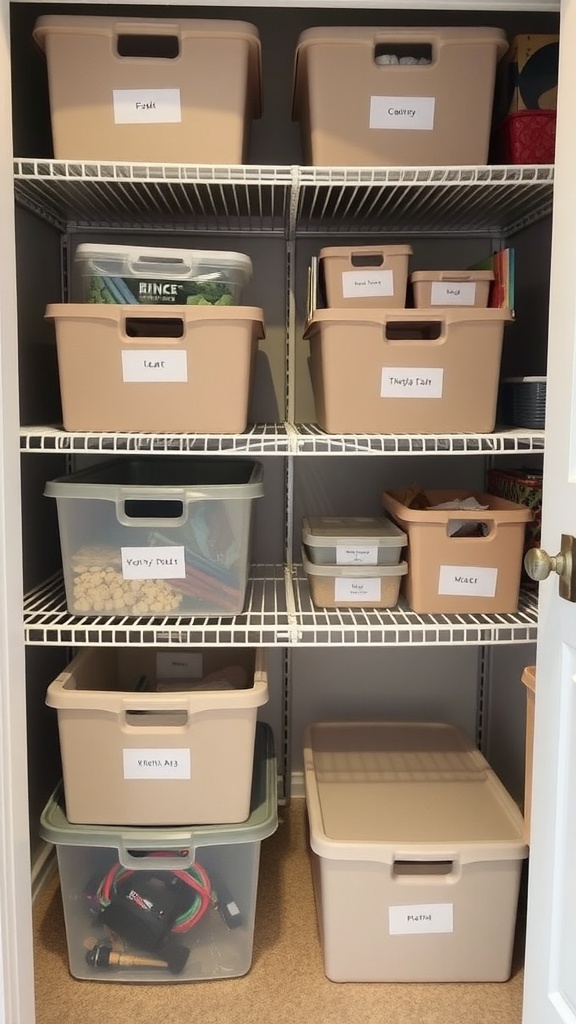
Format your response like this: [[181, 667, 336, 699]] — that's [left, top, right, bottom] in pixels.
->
[[524, 548, 566, 582]]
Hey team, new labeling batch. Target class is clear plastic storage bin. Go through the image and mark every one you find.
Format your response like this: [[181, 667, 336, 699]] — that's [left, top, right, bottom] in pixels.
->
[[44, 457, 264, 617], [75, 243, 253, 306], [46, 303, 264, 434], [293, 26, 508, 166], [34, 16, 262, 163], [46, 647, 269, 826], [39, 723, 277, 983], [302, 548, 407, 609], [302, 516, 407, 566], [381, 488, 532, 614], [304, 721, 528, 982]]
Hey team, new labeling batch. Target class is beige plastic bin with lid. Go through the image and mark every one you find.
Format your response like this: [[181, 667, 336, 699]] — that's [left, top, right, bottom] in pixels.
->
[[305, 307, 512, 434], [46, 303, 264, 433], [46, 647, 268, 826], [521, 665, 536, 842], [34, 16, 261, 163], [293, 26, 508, 166], [411, 270, 495, 308], [302, 547, 407, 608], [304, 721, 528, 982], [381, 488, 532, 614], [320, 245, 413, 309]]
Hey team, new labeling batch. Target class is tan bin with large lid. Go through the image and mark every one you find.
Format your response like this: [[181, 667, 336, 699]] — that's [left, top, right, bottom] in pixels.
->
[[46, 303, 264, 433], [34, 15, 261, 163], [293, 26, 508, 166], [305, 307, 512, 434], [304, 720, 528, 982]]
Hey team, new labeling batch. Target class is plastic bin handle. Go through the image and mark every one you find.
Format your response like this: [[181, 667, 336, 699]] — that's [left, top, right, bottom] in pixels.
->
[[118, 843, 197, 871], [392, 854, 460, 881], [115, 490, 189, 528]]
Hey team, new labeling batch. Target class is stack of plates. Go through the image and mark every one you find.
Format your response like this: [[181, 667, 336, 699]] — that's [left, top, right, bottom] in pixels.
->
[[500, 376, 547, 430]]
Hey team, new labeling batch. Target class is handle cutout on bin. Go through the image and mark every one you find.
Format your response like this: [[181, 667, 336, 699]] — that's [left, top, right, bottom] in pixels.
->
[[351, 253, 384, 268], [125, 318, 184, 339], [123, 499, 184, 520], [385, 321, 442, 342], [374, 43, 432, 63], [125, 710, 189, 726], [393, 860, 454, 877], [116, 34, 180, 60]]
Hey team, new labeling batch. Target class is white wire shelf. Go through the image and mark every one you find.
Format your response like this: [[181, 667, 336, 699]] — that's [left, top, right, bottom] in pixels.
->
[[20, 423, 545, 456], [19, 424, 292, 455], [24, 567, 538, 648], [13, 161, 554, 236]]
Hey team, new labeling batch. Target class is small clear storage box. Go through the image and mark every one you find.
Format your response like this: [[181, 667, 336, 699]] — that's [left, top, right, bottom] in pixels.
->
[[302, 516, 407, 566]]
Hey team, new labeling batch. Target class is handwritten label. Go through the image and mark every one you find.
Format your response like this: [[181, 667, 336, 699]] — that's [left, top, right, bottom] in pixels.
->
[[122, 350, 188, 383], [123, 748, 191, 781], [342, 269, 394, 298], [381, 367, 443, 399], [336, 544, 378, 565], [334, 578, 381, 602], [370, 96, 435, 131], [113, 88, 182, 124], [438, 565, 498, 597], [121, 546, 186, 581], [389, 903, 454, 935], [156, 652, 203, 679], [430, 281, 477, 306]]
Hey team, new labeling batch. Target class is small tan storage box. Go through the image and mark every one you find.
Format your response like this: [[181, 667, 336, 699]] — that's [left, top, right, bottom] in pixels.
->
[[381, 489, 532, 614], [302, 515, 407, 566], [302, 547, 407, 609], [521, 665, 536, 842], [411, 270, 494, 308], [305, 308, 512, 435], [46, 303, 264, 434], [320, 245, 413, 309], [304, 721, 527, 983], [34, 16, 261, 163], [46, 647, 268, 826], [293, 27, 507, 166]]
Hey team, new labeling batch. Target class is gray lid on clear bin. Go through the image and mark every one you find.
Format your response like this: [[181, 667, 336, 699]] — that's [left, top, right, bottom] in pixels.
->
[[302, 516, 407, 549]]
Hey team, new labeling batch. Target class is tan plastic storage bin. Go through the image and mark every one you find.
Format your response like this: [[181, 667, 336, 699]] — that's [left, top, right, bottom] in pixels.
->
[[302, 547, 407, 609], [304, 721, 528, 983], [46, 303, 264, 433], [305, 308, 512, 434], [293, 27, 508, 166], [411, 270, 494, 308], [521, 665, 536, 842], [320, 245, 413, 309], [46, 647, 268, 826], [381, 488, 532, 614], [34, 16, 261, 163]]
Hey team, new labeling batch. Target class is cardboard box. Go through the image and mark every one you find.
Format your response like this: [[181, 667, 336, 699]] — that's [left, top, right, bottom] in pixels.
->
[[504, 34, 559, 112]]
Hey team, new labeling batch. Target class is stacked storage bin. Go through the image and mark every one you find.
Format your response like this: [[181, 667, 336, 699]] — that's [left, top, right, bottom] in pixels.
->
[[40, 648, 278, 982]]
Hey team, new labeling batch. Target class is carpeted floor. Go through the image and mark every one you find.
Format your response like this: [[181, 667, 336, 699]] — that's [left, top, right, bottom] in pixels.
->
[[33, 799, 526, 1024]]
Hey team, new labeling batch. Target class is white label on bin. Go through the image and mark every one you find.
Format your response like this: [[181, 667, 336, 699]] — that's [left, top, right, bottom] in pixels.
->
[[113, 88, 182, 124], [123, 748, 191, 780], [341, 269, 394, 299], [334, 577, 381, 602], [389, 903, 453, 935], [121, 546, 186, 580], [438, 565, 498, 597], [430, 281, 477, 306], [370, 96, 435, 131], [336, 544, 378, 565], [156, 652, 203, 679], [122, 350, 188, 383], [381, 367, 443, 399]]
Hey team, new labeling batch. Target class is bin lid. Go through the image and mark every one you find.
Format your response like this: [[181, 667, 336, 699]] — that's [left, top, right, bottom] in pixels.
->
[[44, 457, 264, 502], [40, 723, 277, 848], [75, 243, 253, 283], [319, 245, 413, 261], [411, 270, 494, 283], [302, 548, 407, 580], [302, 516, 407, 550], [304, 721, 527, 864]]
